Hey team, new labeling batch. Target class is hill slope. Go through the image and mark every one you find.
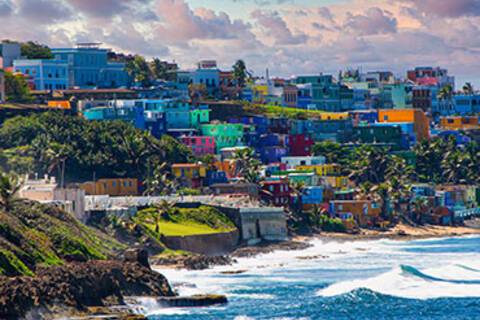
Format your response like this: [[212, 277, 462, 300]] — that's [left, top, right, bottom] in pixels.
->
[[0, 200, 124, 276]]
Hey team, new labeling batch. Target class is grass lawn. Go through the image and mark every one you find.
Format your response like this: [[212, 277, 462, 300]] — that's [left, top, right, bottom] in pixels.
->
[[151, 221, 235, 237]]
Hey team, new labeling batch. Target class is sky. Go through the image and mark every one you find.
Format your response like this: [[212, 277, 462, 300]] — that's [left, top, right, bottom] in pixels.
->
[[1, 0, 480, 87]]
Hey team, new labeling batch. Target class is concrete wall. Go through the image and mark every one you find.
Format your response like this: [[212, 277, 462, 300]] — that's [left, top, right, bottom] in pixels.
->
[[161, 230, 240, 256]]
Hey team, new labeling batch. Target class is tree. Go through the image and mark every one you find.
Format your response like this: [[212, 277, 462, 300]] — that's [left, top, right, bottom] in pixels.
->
[[0, 172, 23, 211], [4, 71, 32, 102], [126, 55, 152, 87], [462, 82, 474, 95], [349, 146, 390, 185], [143, 162, 177, 196], [312, 141, 353, 168], [138, 200, 177, 235], [150, 58, 168, 81], [232, 148, 261, 183], [232, 60, 249, 88], [20, 41, 53, 59]]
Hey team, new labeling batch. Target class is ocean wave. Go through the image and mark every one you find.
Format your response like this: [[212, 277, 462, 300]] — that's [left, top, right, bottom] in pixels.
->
[[229, 293, 276, 300], [316, 262, 480, 300]]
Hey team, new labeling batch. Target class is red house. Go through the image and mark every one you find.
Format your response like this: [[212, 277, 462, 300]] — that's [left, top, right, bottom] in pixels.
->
[[260, 180, 291, 207], [288, 134, 313, 156], [181, 136, 216, 157]]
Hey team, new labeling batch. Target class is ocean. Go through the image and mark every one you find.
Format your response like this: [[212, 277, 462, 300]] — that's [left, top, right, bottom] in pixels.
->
[[142, 236, 480, 319]]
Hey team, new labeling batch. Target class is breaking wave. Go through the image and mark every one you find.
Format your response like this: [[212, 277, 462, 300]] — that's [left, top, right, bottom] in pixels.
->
[[317, 263, 480, 300]]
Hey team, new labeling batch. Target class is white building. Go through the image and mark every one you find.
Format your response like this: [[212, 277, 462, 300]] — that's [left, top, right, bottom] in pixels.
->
[[281, 156, 326, 169]]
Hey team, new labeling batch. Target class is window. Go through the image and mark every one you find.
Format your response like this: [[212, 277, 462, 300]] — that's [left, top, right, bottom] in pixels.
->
[[112, 181, 116, 187]]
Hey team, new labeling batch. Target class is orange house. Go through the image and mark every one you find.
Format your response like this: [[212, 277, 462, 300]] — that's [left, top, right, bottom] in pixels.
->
[[47, 100, 71, 110], [440, 116, 479, 130], [80, 178, 138, 196], [378, 109, 430, 142], [330, 200, 382, 227]]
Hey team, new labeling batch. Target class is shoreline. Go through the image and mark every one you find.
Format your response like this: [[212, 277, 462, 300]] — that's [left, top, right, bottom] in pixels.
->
[[151, 222, 480, 271]]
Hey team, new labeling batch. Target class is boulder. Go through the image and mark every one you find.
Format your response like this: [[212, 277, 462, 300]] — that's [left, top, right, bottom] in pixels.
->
[[123, 249, 150, 269]]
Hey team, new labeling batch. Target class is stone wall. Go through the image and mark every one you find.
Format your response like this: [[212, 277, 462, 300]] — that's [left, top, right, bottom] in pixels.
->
[[161, 230, 240, 256]]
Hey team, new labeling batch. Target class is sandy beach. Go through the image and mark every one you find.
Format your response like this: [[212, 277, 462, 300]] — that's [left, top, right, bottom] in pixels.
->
[[313, 221, 480, 242]]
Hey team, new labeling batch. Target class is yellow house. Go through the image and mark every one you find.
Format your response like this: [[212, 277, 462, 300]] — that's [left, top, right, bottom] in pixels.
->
[[172, 163, 207, 179], [80, 178, 138, 196], [316, 112, 349, 121], [296, 164, 342, 176], [324, 176, 350, 189]]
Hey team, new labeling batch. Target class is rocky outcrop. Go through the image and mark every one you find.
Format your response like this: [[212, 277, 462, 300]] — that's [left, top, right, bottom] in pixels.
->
[[0, 258, 174, 319], [152, 255, 234, 270], [232, 240, 311, 258], [157, 294, 228, 307]]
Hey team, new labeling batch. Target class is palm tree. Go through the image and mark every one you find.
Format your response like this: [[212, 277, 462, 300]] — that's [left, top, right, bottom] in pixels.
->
[[143, 162, 176, 196], [349, 146, 390, 185], [45, 142, 71, 188], [232, 60, 250, 88], [138, 200, 177, 235], [462, 82, 474, 95], [0, 172, 23, 211], [232, 148, 261, 183]]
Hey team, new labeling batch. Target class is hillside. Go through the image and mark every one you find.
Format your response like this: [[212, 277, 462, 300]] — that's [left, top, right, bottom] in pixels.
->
[[0, 200, 124, 276]]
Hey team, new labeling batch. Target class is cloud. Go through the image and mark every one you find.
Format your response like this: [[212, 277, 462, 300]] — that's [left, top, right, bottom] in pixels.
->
[[251, 9, 307, 45], [344, 7, 397, 35], [152, 0, 255, 44], [17, 0, 72, 24], [0, 0, 13, 16], [400, 0, 480, 18]]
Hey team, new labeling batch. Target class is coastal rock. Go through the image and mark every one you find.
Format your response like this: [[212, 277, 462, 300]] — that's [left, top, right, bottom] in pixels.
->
[[156, 294, 228, 307], [123, 248, 150, 269], [0, 260, 174, 319], [152, 255, 234, 270]]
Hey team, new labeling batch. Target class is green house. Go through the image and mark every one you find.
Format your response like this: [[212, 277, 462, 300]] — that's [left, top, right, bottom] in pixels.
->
[[352, 125, 403, 150], [190, 108, 210, 128], [200, 123, 244, 152]]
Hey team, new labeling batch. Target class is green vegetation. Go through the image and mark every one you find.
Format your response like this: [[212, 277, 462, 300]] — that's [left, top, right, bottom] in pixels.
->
[[4, 71, 32, 103], [242, 102, 336, 120], [0, 112, 192, 182], [20, 41, 53, 59], [318, 215, 347, 233], [0, 200, 123, 276], [137, 205, 236, 237]]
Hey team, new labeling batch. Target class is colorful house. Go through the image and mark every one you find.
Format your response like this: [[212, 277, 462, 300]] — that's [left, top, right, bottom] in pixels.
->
[[296, 164, 341, 176], [190, 107, 210, 128], [181, 136, 216, 156], [301, 186, 324, 207], [260, 180, 291, 207], [201, 123, 244, 153], [281, 156, 326, 169], [288, 134, 314, 156], [172, 163, 207, 188], [439, 116, 479, 131], [378, 109, 429, 142], [352, 125, 405, 149], [80, 178, 138, 196], [329, 200, 381, 227]]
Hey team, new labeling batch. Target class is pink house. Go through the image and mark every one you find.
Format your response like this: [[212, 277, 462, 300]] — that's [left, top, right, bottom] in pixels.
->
[[181, 136, 216, 156]]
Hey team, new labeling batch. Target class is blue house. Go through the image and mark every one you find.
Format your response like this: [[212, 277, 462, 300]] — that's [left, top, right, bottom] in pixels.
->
[[14, 44, 130, 89], [454, 94, 480, 115], [51, 45, 129, 88], [13, 59, 69, 90], [302, 186, 324, 205]]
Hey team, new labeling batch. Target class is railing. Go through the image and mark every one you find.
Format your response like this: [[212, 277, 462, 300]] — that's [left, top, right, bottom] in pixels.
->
[[453, 207, 480, 218]]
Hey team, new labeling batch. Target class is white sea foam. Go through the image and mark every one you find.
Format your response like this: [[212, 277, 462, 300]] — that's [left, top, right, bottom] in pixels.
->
[[316, 262, 480, 300], [228, 293, 276, 300]]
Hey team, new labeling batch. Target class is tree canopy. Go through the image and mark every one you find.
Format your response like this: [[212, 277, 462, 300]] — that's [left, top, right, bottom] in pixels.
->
[[4, 71, 32, 102], [0, 112, 192, 182], [20, 41, 53, 59]]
